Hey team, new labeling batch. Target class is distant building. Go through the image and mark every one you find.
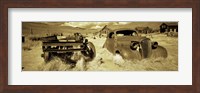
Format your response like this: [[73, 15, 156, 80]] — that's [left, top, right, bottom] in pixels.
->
[[99, 25, 111, 37], [160, 23, 178, 33], [135, 27, 152, 34]]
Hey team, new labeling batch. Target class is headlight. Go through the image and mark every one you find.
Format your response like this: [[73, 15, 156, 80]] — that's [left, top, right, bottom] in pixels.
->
[[130, 42, 139, 50], [151, 42, 158, 49]]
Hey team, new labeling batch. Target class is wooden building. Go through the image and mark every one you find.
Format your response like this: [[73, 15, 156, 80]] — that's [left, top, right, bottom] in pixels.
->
[[135, 27, 152, 34], [160, 23, 178, 33], [99, 25, 111, 37]]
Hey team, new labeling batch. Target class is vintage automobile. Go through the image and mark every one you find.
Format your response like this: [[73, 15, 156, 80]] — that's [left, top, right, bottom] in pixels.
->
[[103, 29, 168, 60], [41, 33, 96, 62]]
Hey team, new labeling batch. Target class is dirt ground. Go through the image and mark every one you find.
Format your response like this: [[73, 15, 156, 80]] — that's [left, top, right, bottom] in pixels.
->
[[22, 33, 178, 71]]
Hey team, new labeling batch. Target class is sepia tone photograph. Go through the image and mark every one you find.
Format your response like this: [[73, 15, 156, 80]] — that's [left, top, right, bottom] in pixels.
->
[[22, 22, 178, 71]]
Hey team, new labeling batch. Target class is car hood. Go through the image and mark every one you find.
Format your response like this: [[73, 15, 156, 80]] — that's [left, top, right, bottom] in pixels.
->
[[116, 36, 147, 42]]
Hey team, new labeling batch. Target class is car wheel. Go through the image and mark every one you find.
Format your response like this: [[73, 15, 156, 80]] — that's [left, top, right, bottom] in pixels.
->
[[81, 42, 96, 61]]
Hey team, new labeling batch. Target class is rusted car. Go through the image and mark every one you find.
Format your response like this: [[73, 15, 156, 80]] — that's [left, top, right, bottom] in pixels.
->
[[103, 29, 167, 60]]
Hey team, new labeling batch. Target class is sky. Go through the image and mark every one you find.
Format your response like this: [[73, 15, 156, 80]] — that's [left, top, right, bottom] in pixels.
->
[[60, 22, 131, 29]]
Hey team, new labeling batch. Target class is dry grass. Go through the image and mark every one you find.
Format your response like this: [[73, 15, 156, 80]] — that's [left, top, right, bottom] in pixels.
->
[[38, 57, 72, 71], [22, 35, 41, 51], [38, 56, 89, 71], [85, 49, 177, 71]]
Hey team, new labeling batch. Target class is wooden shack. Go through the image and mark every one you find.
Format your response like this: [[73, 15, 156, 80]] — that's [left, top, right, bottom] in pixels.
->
[[135, 27, 152, 34], [160, 23, 178, 33], [99, 25, 111, 37]]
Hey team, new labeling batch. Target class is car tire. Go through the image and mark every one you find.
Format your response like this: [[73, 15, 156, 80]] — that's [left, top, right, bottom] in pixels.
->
[[81, 42, 96, 61]]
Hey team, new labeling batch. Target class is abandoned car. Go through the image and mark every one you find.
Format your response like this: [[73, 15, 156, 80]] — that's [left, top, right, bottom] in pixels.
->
[[103, 29, 168, 60], [41, 33, 96, 62]]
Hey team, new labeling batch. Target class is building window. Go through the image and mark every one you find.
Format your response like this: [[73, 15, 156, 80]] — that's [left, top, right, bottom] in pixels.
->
[[162, 25, 166, 28]]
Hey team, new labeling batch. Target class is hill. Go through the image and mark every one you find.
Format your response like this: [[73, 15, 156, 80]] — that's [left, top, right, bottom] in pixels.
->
[[22, 22, 97, 35]]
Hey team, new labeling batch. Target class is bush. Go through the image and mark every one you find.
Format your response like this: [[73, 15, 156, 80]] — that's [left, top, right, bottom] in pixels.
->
[[167, 32, 178, 37]]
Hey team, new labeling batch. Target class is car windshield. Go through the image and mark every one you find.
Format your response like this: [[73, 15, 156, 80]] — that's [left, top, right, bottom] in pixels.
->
[[116, 30, 138, 37]]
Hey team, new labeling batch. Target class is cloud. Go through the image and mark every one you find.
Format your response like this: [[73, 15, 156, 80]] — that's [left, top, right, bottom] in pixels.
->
[[61, 22, 131, 29], [90, 25, 102, 29], [118, 22, 130, 25]]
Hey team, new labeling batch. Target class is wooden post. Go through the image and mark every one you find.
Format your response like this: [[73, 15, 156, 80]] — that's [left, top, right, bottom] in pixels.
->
[[22, 35, 25, 43], [30, 27, 33, 35]]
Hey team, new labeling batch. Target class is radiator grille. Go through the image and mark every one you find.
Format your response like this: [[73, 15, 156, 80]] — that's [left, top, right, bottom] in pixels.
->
[[140, 39, 152, 58]]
